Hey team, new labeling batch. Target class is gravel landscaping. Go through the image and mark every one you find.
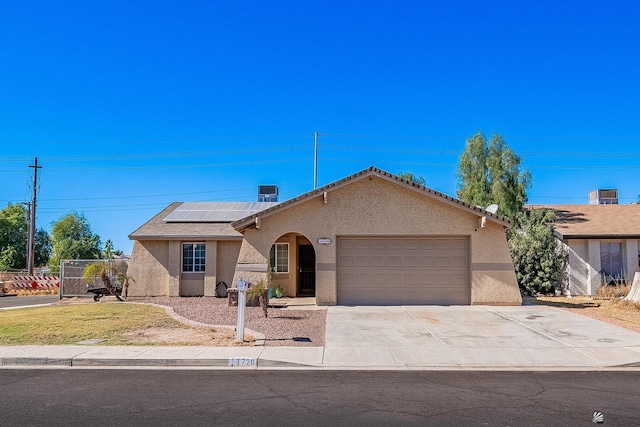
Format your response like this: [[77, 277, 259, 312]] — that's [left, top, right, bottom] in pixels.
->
[[130, 296, 326, 346]]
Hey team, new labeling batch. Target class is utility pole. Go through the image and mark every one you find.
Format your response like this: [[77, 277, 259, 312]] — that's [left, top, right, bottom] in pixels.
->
[[313, 131, 319, 189], [28, 157, 41, 275], [21, 202, 31, 272]]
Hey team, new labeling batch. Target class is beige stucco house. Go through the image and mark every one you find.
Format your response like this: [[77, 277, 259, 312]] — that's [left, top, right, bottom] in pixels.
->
[[531, 204, 640, 295], [128, 167, 522, 305]]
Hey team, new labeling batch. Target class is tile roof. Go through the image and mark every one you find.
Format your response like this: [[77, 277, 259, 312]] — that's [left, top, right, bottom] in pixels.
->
[[529, 204, 640, 239], [231, 166, 512, 231], [130, 166, 514, 240]]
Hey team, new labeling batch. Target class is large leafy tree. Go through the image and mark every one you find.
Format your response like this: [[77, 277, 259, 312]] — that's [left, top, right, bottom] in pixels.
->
[[49, 212, 101, 272], [456, 132, 564, 294], [457, 132, 531, 219], [508, 208, 567, 295], [0, 203, 51, 271], [397, 171, 427, 186]]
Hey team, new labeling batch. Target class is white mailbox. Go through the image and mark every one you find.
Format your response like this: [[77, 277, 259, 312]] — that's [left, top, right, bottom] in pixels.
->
[[236, 279, 248, 342]]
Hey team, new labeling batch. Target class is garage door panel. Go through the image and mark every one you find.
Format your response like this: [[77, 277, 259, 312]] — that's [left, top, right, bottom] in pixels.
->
[[436, 240, 452, 250], [403, 256, 419, 267], [403, 273, 420, 285], [338, 236, 470, 305], [371, 255, 386, 265], [436, 256, 452, 267], [339, 255, 354, 267], [451, 238, 467, 250], [420, 256, 435, 267], [354, 256, 370, 268], [436, 274, 454, 285], [369, 238, 385, 250], [387, 256, 402, 267], [403, 239, 419, 250], [354, 239, 370, 250], [452, 256, 468, 267], [386, 239, 403, 250], [420, 275, 436, 285], [419, 239, 436, 250], [452, 273, 468, 285]]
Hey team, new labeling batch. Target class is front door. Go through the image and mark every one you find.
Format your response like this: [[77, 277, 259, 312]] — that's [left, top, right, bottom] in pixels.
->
[[297, 245, 316, 297]]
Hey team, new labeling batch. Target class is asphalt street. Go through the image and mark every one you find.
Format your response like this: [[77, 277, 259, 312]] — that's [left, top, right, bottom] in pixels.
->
[[0, 295, 59, 309], [0, 369, 638, 426]]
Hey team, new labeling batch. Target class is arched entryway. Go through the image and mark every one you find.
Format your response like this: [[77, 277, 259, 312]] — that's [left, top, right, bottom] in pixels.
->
[[270, 233, 316, 298]]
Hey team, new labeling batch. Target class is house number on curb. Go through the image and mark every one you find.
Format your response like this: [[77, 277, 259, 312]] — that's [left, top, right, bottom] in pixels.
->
[[317, 237, 331, 245], [228, 357, 257, 367]]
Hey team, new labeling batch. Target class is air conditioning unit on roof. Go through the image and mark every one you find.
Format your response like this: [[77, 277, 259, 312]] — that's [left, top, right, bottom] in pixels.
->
[[258, 185, 278, 202], [589, 189, 618, 205]]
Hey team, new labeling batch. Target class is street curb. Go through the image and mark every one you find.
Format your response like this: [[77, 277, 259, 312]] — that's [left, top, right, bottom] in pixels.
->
[[2, 357, 72, 366], [0, 355, 313, 369]]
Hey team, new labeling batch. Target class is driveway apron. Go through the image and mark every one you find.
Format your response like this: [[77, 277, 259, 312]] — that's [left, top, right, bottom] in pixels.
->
[[324, 305, 640, 368]]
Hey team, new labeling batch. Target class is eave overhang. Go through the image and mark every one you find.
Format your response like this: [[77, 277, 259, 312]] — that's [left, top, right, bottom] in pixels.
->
[[231, 166, 513, 232]]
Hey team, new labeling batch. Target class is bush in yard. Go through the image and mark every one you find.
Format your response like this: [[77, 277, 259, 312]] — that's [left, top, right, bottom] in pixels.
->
[[508, 208, 567, 295], [247, 279, 269, 318]]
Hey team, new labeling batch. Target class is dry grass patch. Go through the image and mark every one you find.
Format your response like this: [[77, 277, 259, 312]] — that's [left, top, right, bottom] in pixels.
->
[[0, 303, 252, 346], [594, 284, 632, 299], [532, 295, 640, 334]]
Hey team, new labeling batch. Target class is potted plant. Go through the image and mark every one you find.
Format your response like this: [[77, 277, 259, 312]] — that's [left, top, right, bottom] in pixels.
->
[[275, 284, 284, 298]]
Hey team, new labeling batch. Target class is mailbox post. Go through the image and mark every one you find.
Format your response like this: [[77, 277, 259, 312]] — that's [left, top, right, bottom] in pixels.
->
[[236, 279, 247, 342]]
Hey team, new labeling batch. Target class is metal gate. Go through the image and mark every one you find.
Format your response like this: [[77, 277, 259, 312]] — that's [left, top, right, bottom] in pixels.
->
[[60, 259, 129, 298]]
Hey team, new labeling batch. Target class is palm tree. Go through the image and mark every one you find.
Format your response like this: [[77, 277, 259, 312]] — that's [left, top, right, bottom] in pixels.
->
[[117, 273, 135, 299], [83, 261, 124, 301]]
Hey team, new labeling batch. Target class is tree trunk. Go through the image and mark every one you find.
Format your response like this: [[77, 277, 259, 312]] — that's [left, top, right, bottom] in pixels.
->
[[101, 272, 123, 301], [259, 290, 269, 318]]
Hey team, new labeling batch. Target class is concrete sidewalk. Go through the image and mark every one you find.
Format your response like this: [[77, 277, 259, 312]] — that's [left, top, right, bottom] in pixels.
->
[[2, 305, 640, 370]]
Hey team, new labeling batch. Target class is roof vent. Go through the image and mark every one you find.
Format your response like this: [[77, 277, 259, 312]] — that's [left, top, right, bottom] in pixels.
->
[[258, 185, 278, 202], [589, 189, 618, 205]]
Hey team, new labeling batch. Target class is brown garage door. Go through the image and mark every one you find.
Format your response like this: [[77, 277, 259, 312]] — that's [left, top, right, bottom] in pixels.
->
[[337, 236, 470, 305]]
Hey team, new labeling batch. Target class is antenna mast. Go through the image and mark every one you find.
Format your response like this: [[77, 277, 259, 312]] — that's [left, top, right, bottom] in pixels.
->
[[314, 131, 319, 189]]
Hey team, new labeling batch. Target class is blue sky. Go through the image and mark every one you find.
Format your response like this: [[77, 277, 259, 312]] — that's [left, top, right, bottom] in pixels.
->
[[2, 1, 639, 254]]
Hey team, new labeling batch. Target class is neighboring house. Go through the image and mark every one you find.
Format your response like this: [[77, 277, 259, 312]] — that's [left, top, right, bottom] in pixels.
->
[[531, 204, 640, 295], [128, 166, 522, 305]]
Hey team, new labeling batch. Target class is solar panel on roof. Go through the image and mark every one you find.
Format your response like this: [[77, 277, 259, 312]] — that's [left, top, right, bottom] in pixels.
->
[[163, 202, 279, 223]]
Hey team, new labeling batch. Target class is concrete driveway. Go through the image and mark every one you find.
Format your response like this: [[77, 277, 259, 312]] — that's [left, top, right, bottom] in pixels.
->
[[324, 305, 640, 368]]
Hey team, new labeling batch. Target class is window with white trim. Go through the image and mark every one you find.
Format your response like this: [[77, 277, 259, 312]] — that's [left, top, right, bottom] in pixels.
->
[[600, 242, 622, 278], [183, 243, 206, 272], [270, 243, 289, 273]]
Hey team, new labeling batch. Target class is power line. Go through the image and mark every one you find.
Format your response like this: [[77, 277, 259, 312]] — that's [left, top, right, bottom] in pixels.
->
[[0, 145, 312, 163], [0, 134, 313, 146], [0, 158, 313, 173]]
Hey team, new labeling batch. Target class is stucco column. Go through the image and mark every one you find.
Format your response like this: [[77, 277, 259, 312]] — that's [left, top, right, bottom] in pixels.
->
[[168, 241, 181, 296], [204, 240, 217, 296], [587, 240, 602, 295], [315, 243, 337, 305], [232, 238, 269, 287], [625, 240, 639, 281]]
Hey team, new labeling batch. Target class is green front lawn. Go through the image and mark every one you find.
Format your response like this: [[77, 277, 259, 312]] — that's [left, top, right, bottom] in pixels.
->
[[0, 303, 188, 345]]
